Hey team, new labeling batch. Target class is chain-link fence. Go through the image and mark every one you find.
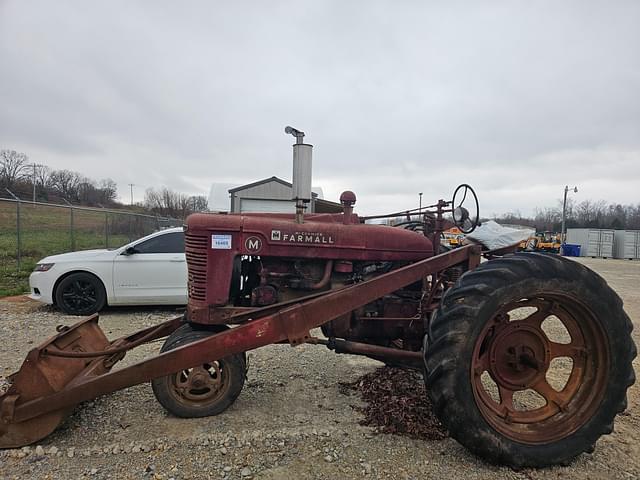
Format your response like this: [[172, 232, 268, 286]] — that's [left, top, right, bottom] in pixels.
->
[[0, 197, 182, 295]]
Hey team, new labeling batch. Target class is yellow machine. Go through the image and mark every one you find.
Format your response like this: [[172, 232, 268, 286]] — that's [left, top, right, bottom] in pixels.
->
[[537, 231, 562, 252], [443, 227, 464, 248], [519, 232, 561, 253]]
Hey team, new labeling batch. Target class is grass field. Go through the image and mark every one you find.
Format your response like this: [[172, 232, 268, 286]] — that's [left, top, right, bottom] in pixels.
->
[[0, 201, 160, 296]]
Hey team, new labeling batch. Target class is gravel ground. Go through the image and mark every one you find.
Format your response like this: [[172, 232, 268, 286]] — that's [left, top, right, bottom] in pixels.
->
[[0, 257, 638, 479]]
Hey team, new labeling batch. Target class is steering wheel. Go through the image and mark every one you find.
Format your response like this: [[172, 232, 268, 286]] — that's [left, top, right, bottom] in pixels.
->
[[452, 184, 480, 234]]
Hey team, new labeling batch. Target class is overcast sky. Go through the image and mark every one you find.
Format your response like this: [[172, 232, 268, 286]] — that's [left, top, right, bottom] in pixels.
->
[[1, 1, 638, 216]]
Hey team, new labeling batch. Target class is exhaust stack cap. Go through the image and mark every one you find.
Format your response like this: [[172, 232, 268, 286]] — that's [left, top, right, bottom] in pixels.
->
[[285, 126, 305, 144]]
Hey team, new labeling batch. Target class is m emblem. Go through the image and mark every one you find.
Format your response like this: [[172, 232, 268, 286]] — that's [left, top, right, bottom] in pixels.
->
[[245, 236, 263, 253]]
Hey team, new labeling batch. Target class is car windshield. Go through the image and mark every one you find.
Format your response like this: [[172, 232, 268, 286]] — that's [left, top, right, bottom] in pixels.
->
[[110, 230, 183, 251]]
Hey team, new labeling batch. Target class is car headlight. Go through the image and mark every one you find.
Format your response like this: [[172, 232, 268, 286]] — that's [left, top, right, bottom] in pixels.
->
[[34, 263, 55, 272]]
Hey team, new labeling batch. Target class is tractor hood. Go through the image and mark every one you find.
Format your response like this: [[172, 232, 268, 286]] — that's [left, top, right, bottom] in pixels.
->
[[186, 212, 433, 262]]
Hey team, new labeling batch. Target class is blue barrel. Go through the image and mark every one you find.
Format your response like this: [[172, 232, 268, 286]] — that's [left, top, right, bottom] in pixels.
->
[[562, 244, 581, 257]]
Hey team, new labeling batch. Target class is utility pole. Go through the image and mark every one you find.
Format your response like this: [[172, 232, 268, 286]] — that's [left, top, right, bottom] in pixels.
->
[[561, 185, 578, 245], [419, 192, 423, 211], [128, 183, 135, 205]]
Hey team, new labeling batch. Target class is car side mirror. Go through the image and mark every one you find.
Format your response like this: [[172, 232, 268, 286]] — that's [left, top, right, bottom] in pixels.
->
[[123, 246, 138, 256]]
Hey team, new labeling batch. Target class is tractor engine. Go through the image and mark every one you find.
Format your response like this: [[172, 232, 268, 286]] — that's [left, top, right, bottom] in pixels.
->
[[185, 192, 434, 351]]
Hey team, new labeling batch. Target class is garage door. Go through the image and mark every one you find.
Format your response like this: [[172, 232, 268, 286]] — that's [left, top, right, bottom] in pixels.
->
[[240, 199, 296, 213]]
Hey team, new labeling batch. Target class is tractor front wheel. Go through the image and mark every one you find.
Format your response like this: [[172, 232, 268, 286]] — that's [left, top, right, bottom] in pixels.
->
[[151, 324, 246, 418], [424, 253, 636, 468]]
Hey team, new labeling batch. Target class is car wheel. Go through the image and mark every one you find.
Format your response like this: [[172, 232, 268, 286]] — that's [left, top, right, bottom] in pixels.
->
[[55, 272, 107, 315]]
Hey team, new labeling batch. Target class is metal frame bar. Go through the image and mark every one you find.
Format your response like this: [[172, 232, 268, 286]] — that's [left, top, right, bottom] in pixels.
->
[[8, 244, 481, 424], [0, 197, 179, 222]]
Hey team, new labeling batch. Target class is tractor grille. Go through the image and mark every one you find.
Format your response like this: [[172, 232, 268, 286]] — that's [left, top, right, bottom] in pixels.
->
[[185, 233, 208, 301]]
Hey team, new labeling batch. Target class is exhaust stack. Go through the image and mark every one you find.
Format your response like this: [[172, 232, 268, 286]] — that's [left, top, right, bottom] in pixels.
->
[[285, 126, 312, 223]]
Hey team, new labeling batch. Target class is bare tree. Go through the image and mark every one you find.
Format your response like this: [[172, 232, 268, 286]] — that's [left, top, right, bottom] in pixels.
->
[[35, 164, 52, 189], [189, 195, 208, 212], [144, 187, 203, 218], [179, 194, 191, 218], [532, 206, 561, 231], [77, 177, 97, 204], [50, 169, 82, 200], [145, 187, 180, 217], [0, 149, 28, 190], [627, 204, 640, 230], [98, 178, 117, 204]]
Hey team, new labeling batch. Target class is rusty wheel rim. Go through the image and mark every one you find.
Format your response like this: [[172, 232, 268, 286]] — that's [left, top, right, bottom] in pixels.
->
[[169, 361, 229, 406], [471, 294, 610, 444]]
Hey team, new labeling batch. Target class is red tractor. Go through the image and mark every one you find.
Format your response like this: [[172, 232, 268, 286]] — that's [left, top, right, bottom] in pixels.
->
[[0, 129, 635, 468]]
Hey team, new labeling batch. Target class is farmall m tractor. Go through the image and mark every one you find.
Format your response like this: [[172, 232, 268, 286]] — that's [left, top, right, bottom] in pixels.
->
[[0, 128, 635, 468]]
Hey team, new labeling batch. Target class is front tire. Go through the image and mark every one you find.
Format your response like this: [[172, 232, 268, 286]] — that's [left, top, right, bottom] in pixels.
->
[[151, 324, 246, 418], [424, 253, 636, 468], [55, 272, 106, 315]]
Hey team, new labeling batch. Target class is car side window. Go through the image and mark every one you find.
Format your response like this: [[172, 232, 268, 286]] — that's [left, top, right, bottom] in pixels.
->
[[133, 232, 184, 254]]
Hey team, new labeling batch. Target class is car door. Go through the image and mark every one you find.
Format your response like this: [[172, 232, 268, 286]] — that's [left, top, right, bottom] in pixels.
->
[[112, 231, 187, 305]]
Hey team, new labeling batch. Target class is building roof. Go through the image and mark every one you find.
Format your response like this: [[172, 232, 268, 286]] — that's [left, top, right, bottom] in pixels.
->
[[229, 176, 289, 193], [229, 176, 318, 197]]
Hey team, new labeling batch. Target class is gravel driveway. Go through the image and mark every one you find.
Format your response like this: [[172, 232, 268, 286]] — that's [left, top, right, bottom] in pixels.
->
[[0, 257, 638, 479]]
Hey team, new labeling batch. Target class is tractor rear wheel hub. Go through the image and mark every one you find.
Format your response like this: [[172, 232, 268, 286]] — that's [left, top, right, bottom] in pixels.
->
[[490, 324, 549, 390]]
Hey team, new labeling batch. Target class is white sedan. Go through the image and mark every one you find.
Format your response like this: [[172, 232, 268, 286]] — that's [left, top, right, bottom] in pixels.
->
[[29, 227, 188, 315]]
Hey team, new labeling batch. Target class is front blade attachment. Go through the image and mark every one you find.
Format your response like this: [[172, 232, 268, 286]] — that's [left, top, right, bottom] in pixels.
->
[[0, 314, 113, 448]]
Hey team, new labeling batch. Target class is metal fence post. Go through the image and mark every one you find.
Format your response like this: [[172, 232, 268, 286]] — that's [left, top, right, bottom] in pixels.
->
[[98, 204, 109, 248], [16, 200, 20, 269], [5, 189, 21, 270], [62, 198, 75, 251], [70, 206, 75, 250]]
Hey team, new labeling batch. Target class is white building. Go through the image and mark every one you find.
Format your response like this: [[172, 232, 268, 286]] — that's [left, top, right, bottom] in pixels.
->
[[208, 177, 340, 214]]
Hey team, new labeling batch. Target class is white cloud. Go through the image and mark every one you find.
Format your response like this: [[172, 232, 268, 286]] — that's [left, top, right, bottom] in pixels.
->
[[1, 1, 638, 215]]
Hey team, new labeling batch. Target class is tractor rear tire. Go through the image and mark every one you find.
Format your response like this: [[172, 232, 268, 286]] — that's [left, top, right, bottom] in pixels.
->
[[151, 324, 246, 418], [424, 252, 636, 468]]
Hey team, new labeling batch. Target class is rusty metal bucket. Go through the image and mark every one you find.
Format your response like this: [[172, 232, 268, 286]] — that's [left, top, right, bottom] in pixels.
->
[[0, 314, 183, 448], [0, 315, 114, 447]]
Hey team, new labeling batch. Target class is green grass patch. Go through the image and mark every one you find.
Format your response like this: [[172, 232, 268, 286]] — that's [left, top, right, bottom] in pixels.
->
[[0, 201, 157, 296]]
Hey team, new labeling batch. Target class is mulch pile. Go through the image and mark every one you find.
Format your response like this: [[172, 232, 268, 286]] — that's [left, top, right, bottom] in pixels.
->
[[340, 366, 447, 440]]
